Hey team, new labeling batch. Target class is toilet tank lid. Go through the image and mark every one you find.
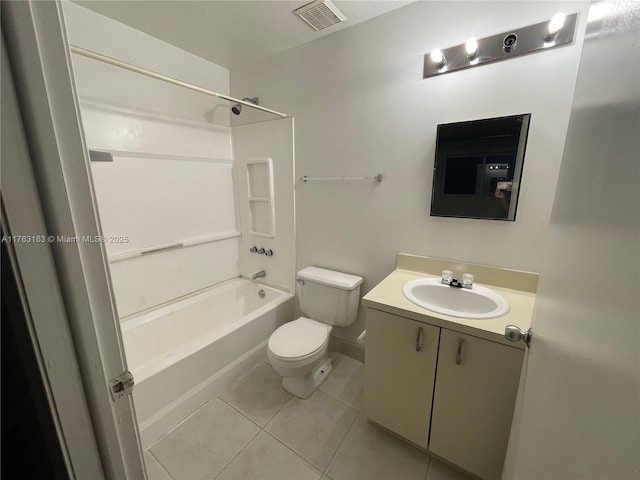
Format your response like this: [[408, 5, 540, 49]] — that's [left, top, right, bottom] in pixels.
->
[[297, 266, 363, 290]]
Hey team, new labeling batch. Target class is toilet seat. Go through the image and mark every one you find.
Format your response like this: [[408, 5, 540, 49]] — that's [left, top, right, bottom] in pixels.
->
[[268, 317, 330, 362]]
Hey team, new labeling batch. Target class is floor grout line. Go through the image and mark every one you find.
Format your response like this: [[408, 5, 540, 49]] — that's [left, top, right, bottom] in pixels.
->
[[263, 390, 360, 475], [217, 395, 265, 429], [211, 361, 274, 479], [317, 355, 364, 411], [212, 426, 263, 480], [145, 392, 222, 451], [217, 364, 294, 430], [145, 361, 265, 478], [264, 416, 329, 472], [147, 450, 175, 480], [262, 394, 295, 430], [216, 362, 263, 399], [317, 386, 363, 412], [264, 395, 298, 436], [262, 429, 324, 476], [146, 356, 416, 480], [145, 362, 258, 452], [320, 405, 361, 476]]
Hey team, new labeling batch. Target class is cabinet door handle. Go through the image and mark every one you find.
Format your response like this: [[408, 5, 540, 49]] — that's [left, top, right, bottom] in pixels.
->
[[415, 327, 424, 352], [456, 338, 465, 365]]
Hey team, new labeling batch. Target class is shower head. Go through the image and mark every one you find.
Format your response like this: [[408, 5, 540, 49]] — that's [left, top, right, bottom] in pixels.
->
[[232, 97, 259, 115]]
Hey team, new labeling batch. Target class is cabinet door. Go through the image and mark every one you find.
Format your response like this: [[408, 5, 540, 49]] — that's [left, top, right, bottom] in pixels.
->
[[429, 329, 524, 480], [364, 308, 439, 448]]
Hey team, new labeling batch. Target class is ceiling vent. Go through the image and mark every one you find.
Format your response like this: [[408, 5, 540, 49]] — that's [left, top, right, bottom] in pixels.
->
[[293, 0, 346, 32]]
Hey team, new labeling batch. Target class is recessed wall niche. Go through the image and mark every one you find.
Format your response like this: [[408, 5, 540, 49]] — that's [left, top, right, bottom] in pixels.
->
[[246, 158, 276, 236]]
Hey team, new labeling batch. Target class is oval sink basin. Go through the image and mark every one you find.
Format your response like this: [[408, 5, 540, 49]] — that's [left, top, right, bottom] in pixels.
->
[[402, 278, 509, 319]]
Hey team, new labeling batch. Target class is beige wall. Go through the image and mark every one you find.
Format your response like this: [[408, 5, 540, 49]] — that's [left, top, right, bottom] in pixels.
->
[[231, 1, 589, 345]]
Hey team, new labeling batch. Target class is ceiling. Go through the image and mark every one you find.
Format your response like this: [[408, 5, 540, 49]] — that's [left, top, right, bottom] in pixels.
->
[[75, 1, 414, 70]]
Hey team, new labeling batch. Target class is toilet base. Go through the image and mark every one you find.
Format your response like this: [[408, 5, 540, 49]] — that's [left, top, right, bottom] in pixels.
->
[[282, 357, 333, 398]]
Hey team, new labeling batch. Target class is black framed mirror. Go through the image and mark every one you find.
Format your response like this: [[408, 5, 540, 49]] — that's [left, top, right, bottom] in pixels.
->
[[430, 114, 531, 221]]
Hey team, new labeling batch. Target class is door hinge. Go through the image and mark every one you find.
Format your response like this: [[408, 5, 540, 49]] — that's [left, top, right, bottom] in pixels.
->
[[109, 371, 134, 401]]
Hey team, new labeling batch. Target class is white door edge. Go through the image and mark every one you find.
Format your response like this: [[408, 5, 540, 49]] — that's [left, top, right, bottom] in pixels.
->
[[2, 1, 145, 478]]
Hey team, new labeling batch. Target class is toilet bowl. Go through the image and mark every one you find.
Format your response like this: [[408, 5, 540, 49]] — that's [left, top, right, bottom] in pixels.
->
[[268, 317, 333, 398], [267, 267, 363, 398]]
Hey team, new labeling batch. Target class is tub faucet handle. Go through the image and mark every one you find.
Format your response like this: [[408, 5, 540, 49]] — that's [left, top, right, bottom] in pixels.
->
[[257, 247, 265, 255], [250, 246, 258, 253]]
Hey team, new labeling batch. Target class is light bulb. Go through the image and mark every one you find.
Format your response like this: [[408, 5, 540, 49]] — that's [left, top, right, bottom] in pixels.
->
[[430, 49, 445, 67], [547, 13, 566, 37], [588, 4, 611, 23], [465, 38, 479, 59]]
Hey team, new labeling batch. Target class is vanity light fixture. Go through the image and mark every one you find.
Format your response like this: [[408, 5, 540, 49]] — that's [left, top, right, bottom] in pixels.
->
[[587, 3, 611, 23], [546, 13, 566, 39], [465, 38, 479, 59], [430, 49, 446, 68], [423, 12, 578, 79]]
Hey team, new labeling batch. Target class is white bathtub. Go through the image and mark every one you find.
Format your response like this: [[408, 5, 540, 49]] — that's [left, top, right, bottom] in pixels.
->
[[121, 278, 294, 447]]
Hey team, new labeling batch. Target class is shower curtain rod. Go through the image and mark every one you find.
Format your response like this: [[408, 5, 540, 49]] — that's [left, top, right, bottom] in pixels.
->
[[69, 45, 288, 118]]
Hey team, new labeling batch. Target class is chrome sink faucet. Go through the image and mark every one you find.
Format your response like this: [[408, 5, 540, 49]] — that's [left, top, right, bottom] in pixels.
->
[[441, 270, 474, 289], [251, 270, 266, 280]]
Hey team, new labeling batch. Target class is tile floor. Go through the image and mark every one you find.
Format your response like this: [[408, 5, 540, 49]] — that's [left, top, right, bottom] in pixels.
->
[[144, 353, 472, 480]]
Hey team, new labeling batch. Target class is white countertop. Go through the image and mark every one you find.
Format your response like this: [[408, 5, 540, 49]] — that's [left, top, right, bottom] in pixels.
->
[[362, 269, 535, 349]]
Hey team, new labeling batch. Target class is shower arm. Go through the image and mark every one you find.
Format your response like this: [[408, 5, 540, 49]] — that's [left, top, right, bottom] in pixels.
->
[[69, 45, 287, 118]]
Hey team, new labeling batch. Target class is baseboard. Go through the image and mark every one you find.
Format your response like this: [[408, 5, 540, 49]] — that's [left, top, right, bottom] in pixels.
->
[[329, 335, 365, 363]]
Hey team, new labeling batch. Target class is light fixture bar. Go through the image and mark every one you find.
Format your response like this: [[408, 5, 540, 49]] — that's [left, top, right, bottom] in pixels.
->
[[423, 13, 578, 79]]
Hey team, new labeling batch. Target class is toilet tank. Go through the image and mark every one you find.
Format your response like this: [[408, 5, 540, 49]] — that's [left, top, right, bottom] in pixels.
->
[[297, 267, 363, 327]]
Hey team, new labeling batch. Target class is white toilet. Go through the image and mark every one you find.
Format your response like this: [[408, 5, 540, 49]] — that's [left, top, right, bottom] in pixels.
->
[[268, 266, 363, 398]]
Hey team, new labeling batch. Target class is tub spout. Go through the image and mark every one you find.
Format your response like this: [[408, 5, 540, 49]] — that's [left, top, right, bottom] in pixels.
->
[[251, 270, 266, 280]]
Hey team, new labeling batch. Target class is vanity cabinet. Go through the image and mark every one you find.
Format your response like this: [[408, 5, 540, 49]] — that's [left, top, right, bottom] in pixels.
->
[[364, 308, 439, 449], [429, 329, 524, 480], [364, 308, 524, 480]]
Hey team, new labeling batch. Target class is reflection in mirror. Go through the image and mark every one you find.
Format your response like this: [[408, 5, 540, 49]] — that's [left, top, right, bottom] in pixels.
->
[[430, 114, 531, 221]]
